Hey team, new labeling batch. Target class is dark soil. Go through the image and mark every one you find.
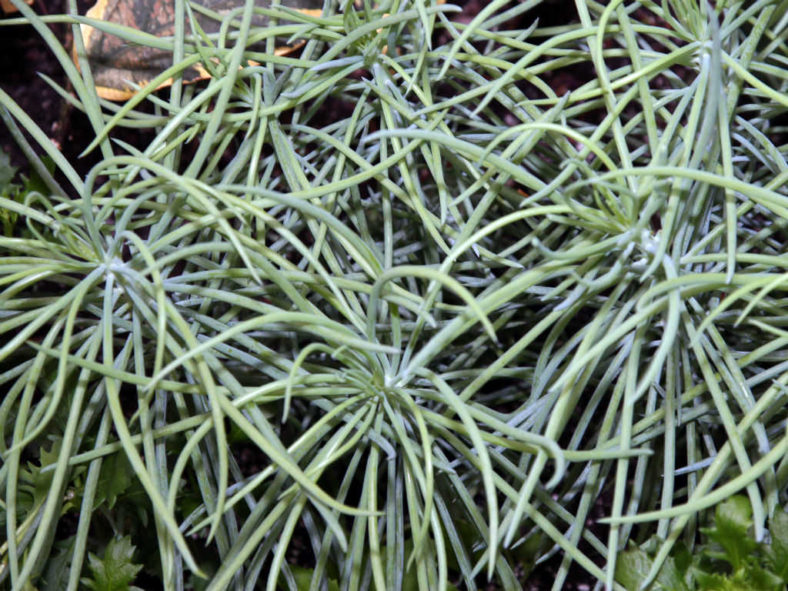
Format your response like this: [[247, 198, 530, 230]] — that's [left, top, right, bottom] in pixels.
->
[[1, 0, 89, 168]]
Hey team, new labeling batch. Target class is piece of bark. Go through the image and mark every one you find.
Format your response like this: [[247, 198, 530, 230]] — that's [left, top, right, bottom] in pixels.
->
[[1, 0, 34, 14]]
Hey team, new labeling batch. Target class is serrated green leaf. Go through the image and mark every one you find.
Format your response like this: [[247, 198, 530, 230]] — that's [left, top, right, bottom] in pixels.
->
[[693, 570, 736, 591], [17, 439, 61, 509], [673, 541, 693, 577], [615, 548, 653, 591], [715, 496, 753, 533], [741, 564, 785, 591], [38, 439, 62, 468], [289, 565, 340, 591], [615, 545, 689, 591], [705, 496, 757, 571], [0, 149, 21, 236], [22, 154, 55, 195], [95, 452, 134, 510], [764, 508, 788, 582], [0, 149, 17, 187], [81, 536, 143, 591], [43, 536, 76, 591], [655, 557, 691, 591]]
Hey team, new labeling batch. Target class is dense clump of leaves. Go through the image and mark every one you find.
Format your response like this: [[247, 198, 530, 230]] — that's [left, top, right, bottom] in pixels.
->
[[0, 149, 51, 236], [1, 0, 787, 589], [0, 150, 18, 235], [616, 496, 788, 591]]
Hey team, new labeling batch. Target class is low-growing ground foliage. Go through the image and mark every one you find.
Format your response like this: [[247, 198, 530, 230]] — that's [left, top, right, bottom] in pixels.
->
[[1, 0, 787, 589]]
